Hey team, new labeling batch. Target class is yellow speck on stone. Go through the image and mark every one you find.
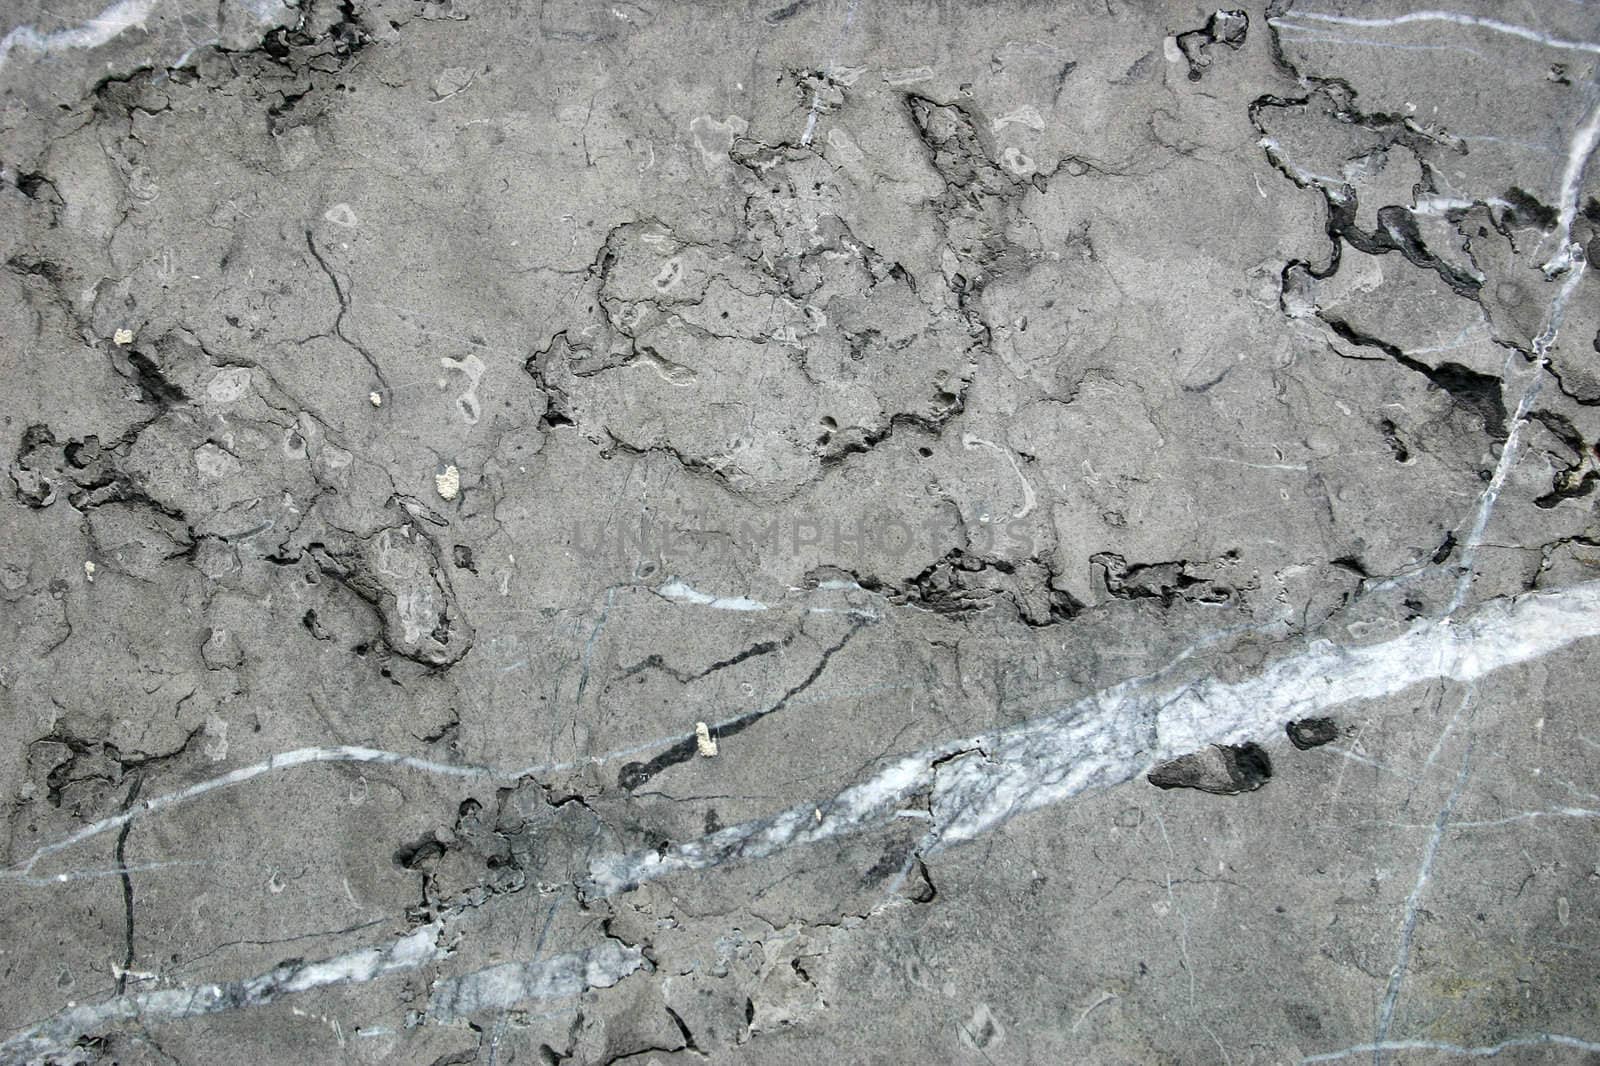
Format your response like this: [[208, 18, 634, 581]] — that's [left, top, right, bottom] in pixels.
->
[[83, 561, 96, 583], [112, 328, 134, 346], [695, 721, 718, 757], [435, 464, 460, 501], [369, 391, 383, 407]]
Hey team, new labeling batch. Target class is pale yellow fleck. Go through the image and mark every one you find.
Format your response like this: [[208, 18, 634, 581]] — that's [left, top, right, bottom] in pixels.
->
[[435, 464, 461, 501], [112, 328, 134, 346], [695, 721, 718, 757]]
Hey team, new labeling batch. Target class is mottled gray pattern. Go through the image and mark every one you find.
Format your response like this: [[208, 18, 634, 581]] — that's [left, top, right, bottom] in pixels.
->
[[2, 0, 1599, 1062]]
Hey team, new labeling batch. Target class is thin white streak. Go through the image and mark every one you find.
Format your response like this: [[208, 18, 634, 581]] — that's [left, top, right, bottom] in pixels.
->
[[1156, 811, 1232, 1064], [1411, 195, 1511, 216], [1374, 714, 1474, 1051], [1324, 747, 1407, 777], [1405, 318, 1488, 356], [1268, 11, 1600, 55], [573, 586, 617, 710], [798, 0, 862, 146], [800, 100, 822, 147], [1449, 263, 1585, 612], [1302, 1033, 1600, 1063], [963, 433, 1037, 517], [1072, 991, 1117, 1032], [1199, 455, 1310, 472], [655, 578, 769, 611], [19, 858, 210, 886], [1256, 136, 1353, 193], [4, 747, 497, 880], [1541, 88, 1600, 276], [1273, 25, 1491, 60], [1450, 88, 1600, 611], [169, 37, 219, 68], [1449, 806, 1600, 828], [1459, 133, 1562, 156], [2, 683, 914, 883], [1336, 806, 1600, 832]]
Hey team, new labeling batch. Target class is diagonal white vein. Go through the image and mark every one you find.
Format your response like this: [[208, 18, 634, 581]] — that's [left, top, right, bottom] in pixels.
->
[[582, 580, 1600, 896], [7, 582, 1600, 1060], [1268, 11, 1600, 56]]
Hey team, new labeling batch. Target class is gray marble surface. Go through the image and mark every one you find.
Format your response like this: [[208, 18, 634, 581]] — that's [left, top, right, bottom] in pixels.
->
[[2, 0, 1599, 1062]]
